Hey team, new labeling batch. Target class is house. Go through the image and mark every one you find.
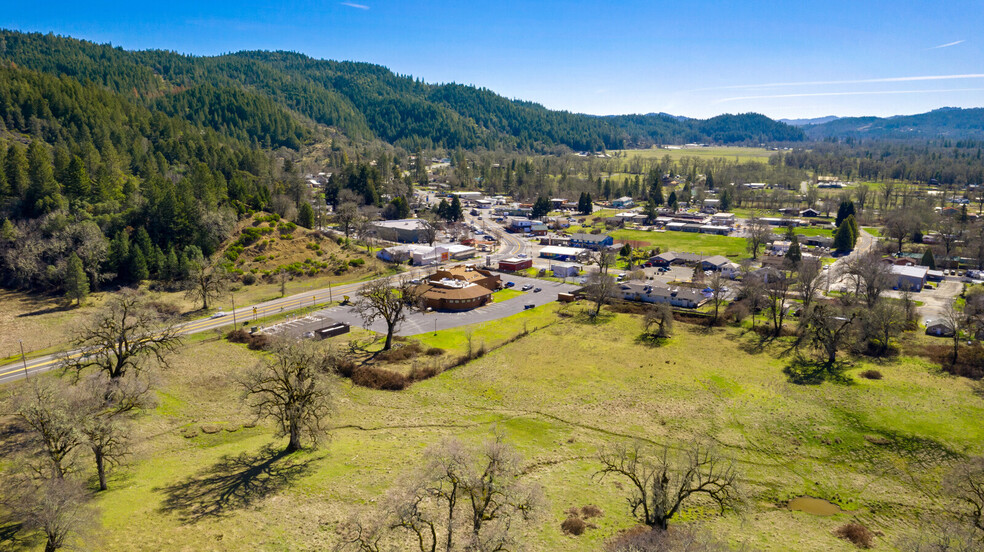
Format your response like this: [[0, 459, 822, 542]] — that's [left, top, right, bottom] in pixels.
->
[[616, 283, 707, 309], [530, 224, 549, 236], [650, 251, 703, 266], [539, 246, 586, 262], [800, 208, 821, 217], [551, 262, 580, 278], [498, 257, 532, 271], [701, 256, 739, 279], [371, 219, 431, 243], [612, 196, 635, 208], [925, 319, 955, 337], [550, 198, 568, 209], [699, 225, 731, 235], [771, 240, 791, 253], [569, 233, 614, 250], [508, 217, 534, 232], [761, 217, 803, 227], [475, 199, 494, 209], [890, 265, 928, 291], [710, 212, 736, 225], [742, 182, 767, 190], [804, 236, 834, 248]]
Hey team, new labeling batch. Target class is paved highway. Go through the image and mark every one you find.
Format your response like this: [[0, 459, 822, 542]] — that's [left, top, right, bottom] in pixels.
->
[[0, 278, 374, 385]]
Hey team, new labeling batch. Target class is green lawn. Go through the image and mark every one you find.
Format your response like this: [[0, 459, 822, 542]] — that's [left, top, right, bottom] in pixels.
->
[[5, 303, 982, 551], [611, 229, 748, 258], [862, 226, 883, 237], [492, 288, 524, 302]]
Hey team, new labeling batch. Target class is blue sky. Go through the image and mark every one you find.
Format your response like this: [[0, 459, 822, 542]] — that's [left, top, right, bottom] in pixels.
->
[[3, 1, 983, 119]]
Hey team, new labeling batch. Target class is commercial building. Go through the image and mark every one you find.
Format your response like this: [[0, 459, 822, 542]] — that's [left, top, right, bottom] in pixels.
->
[[417, 266, 501, 311], [890, 265, 929, 291], [569, 233, 614, 250], [539, 246, 586, 262], [616, 283, 707, 308], [498, 257, 533, 271], [550, 262, 580, 278], [371, 219, 431, 243]]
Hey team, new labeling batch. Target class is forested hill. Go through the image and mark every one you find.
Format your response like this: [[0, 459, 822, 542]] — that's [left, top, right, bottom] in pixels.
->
[[804, 108, 984, 141], [0, 30, 803, 150]]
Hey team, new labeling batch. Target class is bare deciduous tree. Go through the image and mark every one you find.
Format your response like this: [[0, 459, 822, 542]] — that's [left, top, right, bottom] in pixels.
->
[[17, 380, 82, 479], [883, 209, 916, 255], [643, 303, 673, 338], [353, 278, 422, 351], [845, 251, 892, 308], [796, 257, 824, 314], [185, 255, 228, 310], [239, 340, 335, 453], [707, 271, 726, 323], [6, 475, 95, 552], [62, 289, 182, 380], [803, 303, 857, 365], [335, 201, 360, 242], [597, 441, 739, 531], [585, 270, 617, 318], [764, 269, 791, 336], [342, 434, 541, 552], [860, 299, 906, 356], [745, 217, 771, 260], [946, 456, 984, 534], [941, 300, 966, 364]]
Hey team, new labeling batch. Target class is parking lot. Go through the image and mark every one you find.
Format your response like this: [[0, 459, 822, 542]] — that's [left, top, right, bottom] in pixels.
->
[[306, 274, 579, 337]]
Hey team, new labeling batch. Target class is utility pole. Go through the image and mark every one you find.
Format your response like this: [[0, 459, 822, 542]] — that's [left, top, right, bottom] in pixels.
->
[[19, 340, 29, 380], [231, 294, 237, 327]]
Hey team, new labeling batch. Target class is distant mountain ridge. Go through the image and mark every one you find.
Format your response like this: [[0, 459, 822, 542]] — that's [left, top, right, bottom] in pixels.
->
[[779, 116, 840, 126], [0, 29, 805, 151], [805, 108, 984, 140]]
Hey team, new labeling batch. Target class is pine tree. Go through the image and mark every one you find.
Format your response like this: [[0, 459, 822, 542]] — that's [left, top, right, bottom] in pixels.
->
[[835, 200, 856, 228], [24, 140, 65, 217], [449, 196, 463, 222], [921, 249, 936, 270], [62, 155, 91, 200], [705, 170, 714, 190], [5, 143, 28, 200], [109, 230, 131, 281], [845, 214, 859, 247], [64, 253, 89, 306], [129, 247, 149, 282], [833, 221, 854, 251], [653, 182, 664, 206], [786, 235, 802, 266], [165, 247, 180, 281], [297, 202, 315, 228], [667, 191, 678, 211]]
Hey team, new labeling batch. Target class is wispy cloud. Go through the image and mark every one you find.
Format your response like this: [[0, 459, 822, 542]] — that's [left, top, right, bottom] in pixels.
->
[[696, 74, 984, 91], [930, 40, 964, 49], [714, 88, 984, 104], [340, 2, 370, 9]]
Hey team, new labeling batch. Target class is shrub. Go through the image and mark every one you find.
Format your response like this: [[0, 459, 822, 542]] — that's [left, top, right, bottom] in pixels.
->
[[241, 272, 257, 285], [376, 342, 423, 362], [351, 366, 408, 390], [580, 505, 603, 519], [561, 516, 586, 536], [349, 258, 365, 267], [226, 329, 250, 343], [247, 334, 272, 351], [147, 300, 182, 318], [833, 522, 874, 549], [409, 364, 441, 381], [333, 357, 357, 378], [860, 369, 883, 380], [425, 347, 445, 356]]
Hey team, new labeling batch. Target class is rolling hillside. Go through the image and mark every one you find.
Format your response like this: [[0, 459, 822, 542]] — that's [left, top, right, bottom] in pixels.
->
[[804, 107, 984, 141], [0, 29, 805, 151]]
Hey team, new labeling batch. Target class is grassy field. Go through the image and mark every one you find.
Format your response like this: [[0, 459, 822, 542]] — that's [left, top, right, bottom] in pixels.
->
[[610, 229, 748, 258], [3, 302, 982, 551], [615, 147, 776, 163]]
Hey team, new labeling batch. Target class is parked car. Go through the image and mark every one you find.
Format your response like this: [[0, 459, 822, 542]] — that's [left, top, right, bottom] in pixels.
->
[[505, 281, 515, 287], [533, 287, 542, 293], [522, 284, 534, 291], [524, 303, 535, 310]]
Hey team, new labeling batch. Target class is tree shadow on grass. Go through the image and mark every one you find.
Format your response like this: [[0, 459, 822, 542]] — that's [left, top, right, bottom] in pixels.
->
[[635, 333, 671, 348], [783, 357, 854, 385], [156, 444, 317, 523]]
